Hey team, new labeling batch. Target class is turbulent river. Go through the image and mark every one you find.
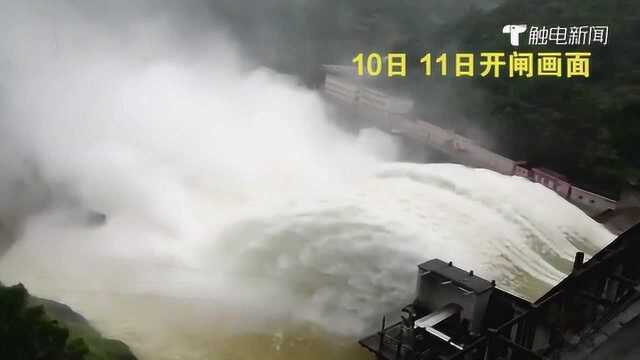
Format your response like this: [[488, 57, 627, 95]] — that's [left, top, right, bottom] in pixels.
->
[[0, 2, 614, 358], [0, 161, 614, 359]]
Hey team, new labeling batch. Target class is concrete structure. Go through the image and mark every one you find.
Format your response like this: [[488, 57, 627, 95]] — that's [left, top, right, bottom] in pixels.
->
[[360, 224, 640, 360], [322, 70, 518, 176], [324, 75, 359, 103], [323, 69, 414, 115], [416, 260, 494, 335], [320, 64, 635, 226], [595, 187, 640, 234], [531, 168, 572, 198], [570, 186, 617, 216], [514, 164, 530, 178]]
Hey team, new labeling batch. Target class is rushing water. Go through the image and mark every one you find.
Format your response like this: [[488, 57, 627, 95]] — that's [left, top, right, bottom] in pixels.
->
[[0, 160, 614, 359], [0, 2, 614, 358]]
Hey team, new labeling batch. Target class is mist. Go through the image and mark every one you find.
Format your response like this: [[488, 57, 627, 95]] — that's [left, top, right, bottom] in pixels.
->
[[0, 1, 613, 359], [0, 0, 406, 343], [0, 0, 386, 237]]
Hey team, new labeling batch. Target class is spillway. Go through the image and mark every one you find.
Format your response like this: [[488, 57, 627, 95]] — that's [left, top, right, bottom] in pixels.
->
[[0, 160, 613, 359], [0, 3, 614, 357]]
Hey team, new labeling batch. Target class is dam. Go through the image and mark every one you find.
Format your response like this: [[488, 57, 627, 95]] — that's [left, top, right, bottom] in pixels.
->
[[0, 3, 625, 359], [359, 223, 640, 359], [319, 65, 639, 233]]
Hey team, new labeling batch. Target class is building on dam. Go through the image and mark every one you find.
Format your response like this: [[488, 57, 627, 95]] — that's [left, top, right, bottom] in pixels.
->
[[358, 223, 640, 360], [319, 64, 640, 234]]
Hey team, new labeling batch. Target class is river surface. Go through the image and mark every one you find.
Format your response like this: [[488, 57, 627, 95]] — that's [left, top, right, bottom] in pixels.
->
[[0, 4, 614, 356], [0, 163, 613, 359]]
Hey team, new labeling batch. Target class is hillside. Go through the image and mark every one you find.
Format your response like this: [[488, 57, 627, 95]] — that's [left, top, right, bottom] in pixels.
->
[[212, 0, 639, 196], [430, 0, 640, 196], [0, 283, 137, 360]]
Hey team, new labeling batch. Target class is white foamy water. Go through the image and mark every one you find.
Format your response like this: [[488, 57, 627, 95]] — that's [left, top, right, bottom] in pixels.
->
[[0, 1, 614, 358], [0, 160, 614, 358]]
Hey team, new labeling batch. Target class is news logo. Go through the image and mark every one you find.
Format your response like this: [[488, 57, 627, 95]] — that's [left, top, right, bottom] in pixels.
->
[[502, 25, 528, 46], [502, 24, 609, 46]]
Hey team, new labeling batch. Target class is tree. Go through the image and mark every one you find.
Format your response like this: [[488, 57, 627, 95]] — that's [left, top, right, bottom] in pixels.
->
[[0, 284, 89, 360]]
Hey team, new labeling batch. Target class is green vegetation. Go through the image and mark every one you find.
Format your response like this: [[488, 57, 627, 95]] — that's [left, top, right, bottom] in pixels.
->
[[213, 0, 639, 196], [435, 0, 640, 196], [0, 283, 88, 359], [0, 283, 136, 360]]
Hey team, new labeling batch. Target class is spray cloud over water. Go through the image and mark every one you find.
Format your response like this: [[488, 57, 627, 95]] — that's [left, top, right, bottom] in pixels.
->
[[0, 1, 614, 359]]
